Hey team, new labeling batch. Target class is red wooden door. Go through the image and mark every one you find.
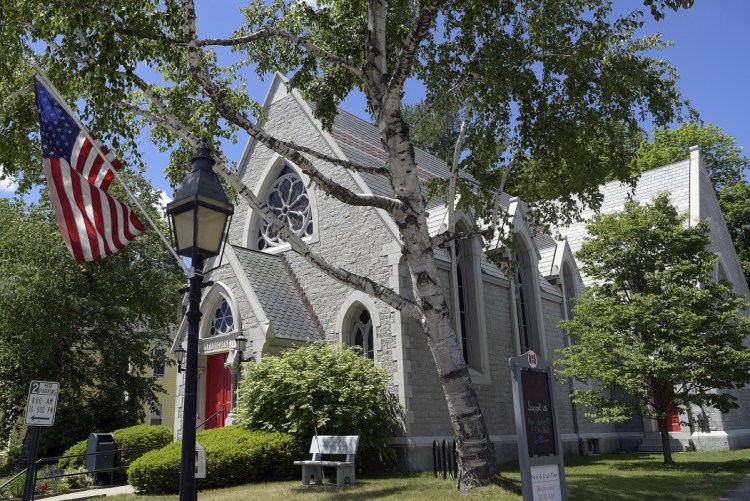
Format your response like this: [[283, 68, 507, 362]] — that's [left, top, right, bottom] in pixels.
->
[[653, 386, 681, 433], [204, 354, 231, 429], [657, 406, 681, 432]]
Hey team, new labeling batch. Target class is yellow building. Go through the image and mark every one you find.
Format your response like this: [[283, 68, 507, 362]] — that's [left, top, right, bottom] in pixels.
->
[[143, 347, 177, 430]]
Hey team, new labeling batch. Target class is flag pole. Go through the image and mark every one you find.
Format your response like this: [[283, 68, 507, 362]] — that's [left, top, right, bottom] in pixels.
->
[[31, 62, 189, 276]]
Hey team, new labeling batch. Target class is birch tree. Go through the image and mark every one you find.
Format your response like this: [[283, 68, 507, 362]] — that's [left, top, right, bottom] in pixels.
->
[[0, 0, 693, 488]]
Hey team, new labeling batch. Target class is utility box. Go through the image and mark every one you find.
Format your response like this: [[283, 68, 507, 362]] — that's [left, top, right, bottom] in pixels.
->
[[85, 433, 116, 473]]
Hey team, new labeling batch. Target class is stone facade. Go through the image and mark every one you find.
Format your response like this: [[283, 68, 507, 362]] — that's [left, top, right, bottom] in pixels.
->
[[172, 74, 750, 468]]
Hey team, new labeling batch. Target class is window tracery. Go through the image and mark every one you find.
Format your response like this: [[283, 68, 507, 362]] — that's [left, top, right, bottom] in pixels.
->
[[210, 298, 234, 337], [257, 166, 313, 250], [351, 308, 374, 360]]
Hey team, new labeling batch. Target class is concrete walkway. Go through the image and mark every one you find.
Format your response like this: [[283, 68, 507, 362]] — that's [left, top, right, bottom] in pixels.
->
[[42, 484, 134, 501], [720, 473, 750, 501]]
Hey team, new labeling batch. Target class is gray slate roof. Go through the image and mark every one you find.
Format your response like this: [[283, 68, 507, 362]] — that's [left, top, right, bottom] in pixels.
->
[[232, 245, 322, 341], [554, 160, 691, 285], [556, 160, 690, 257], [331, 108, 560, 297]]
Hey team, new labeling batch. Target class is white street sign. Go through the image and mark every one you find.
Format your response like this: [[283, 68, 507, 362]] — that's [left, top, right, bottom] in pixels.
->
[[195, 441, 206, 478], [24, 381, 59, 427]]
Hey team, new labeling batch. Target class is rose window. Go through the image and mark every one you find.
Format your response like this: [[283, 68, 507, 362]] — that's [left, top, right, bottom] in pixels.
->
[[257, 166, 313, 250], [209, 299, 234, 336]]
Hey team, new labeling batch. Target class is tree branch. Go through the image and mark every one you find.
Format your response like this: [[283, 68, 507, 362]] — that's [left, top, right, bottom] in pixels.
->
[[181, 0, 404, 213], [431, 228, 494, 249], [386, 0, 447, 102], [447, 99, 473, 234], [197, 28, 365, 80], [280, 140, 391, 177], [122, 76, 419, 319], [411, 75, 475, 128]]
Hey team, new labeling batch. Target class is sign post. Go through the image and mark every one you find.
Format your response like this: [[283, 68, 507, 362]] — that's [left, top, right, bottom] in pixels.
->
[[509, 351, 567, 501], [22, 381, 60, 501]]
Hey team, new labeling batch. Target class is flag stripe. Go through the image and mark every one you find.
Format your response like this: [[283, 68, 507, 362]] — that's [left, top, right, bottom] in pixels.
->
[[44, 159, 81, 262], [35, 75, 146, 263]]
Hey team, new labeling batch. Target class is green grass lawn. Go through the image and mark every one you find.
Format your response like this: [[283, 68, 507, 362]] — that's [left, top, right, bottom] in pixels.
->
[[106, 449, 750, 501]]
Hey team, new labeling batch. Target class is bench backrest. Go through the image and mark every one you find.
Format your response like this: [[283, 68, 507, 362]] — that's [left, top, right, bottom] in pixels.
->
[[309, 435, 359, 455]]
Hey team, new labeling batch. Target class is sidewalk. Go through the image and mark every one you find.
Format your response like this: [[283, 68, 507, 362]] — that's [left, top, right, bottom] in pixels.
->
[[720, 473, 750, 501], [42, 484, 134, 501]]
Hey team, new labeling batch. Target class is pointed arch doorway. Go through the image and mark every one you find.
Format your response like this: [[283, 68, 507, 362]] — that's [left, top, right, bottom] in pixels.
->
[[204, 353, 231, 429]]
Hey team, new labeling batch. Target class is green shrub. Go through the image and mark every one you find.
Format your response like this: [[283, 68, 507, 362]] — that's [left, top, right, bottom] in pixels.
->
[[127, 427, 299, 494], [236, 342, 404, 469], [0, 474, 25, 499], [0, 441, 21, 475], [112, 425, 173, 466], [58, 425, 172, 472], [58, 441, 87, 471]]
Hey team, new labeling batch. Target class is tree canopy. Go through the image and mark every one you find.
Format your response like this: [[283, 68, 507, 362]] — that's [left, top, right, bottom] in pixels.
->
[[0, 0, 694, 487], [557, 194, 750, 465], [636, 123, 750, 188], [0, 188, 182, 456]]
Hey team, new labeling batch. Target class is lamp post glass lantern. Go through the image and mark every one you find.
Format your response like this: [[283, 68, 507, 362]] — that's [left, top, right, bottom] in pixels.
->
[[166, 139, 233, 501], [174, 345, 186, 373], [235, 334, 247, 359]]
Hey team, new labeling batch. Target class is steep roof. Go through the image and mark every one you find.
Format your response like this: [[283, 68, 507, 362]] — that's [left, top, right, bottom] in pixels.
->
[[231, 246, 322, 341], [330, 107, 559, 295], [555, 160, 691, 260]]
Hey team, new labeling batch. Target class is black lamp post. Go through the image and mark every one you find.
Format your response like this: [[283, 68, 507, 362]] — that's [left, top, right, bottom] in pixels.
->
[[232, 335, 248, 410], [166, 139, 233, 501]]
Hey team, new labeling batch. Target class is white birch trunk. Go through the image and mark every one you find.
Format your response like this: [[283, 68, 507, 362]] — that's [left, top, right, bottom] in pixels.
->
[[378, 108, 496, 489]]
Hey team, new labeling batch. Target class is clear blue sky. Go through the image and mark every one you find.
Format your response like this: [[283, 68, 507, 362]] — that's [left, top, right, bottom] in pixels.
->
[[3, 1, 749, 201]]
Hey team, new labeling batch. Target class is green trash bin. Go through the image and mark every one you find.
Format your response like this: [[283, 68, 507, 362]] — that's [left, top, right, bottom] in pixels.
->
[[85, 433, 116, 484]]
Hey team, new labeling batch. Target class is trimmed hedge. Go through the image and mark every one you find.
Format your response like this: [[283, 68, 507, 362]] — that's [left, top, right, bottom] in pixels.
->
[[127, 426, 300, 494], [58, 425, 173, 471]]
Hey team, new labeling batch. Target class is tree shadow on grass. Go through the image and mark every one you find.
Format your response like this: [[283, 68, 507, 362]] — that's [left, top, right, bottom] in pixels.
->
[[292, 485, 411, 499], [494, 474, 523, 495]]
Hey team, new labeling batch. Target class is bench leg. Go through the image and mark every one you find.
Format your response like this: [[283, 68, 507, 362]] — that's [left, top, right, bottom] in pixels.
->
[[336, 467, 346, 487], [314, 465, 323, 484], [336, 466, 355, 486], [301, 465, 322, 485], [301, 465, 311, 485]]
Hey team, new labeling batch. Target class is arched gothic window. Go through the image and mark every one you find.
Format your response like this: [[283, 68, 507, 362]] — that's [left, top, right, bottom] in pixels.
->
[[454, 239, 470, 364], [445, 232, 485, 371], [209, 298, 234, 337], [515, 252, 532, 353], [257, 166, 313, 250], [351, 308, 374, 359]]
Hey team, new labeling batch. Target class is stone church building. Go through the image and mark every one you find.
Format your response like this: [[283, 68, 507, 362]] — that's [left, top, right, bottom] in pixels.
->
[[172, 73, 750, 468]]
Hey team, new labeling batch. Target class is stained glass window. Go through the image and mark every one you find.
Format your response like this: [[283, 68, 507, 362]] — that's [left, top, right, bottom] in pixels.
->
[[210, 299, 234, 336], [257, 166, 313, 250], [352, 309, 374, 360], [515, 253, 532, 353]]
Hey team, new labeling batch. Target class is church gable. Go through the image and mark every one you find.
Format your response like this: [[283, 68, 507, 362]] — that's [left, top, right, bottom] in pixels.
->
[[231, 245, 322, 342]]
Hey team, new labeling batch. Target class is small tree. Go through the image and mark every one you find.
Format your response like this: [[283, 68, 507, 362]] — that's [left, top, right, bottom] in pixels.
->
[[236, 342, 403, 469], [557, 194, 750, 464]]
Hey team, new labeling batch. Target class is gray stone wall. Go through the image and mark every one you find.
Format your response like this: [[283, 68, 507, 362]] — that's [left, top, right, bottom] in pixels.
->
[[235, 92, 400, 390]]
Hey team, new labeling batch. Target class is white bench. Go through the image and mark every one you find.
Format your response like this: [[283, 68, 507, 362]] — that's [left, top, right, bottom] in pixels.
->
[[293, 435, 359, 486]]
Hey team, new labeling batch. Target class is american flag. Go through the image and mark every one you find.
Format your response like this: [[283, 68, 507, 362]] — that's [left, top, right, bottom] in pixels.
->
[[34, 76, 146, 263]]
